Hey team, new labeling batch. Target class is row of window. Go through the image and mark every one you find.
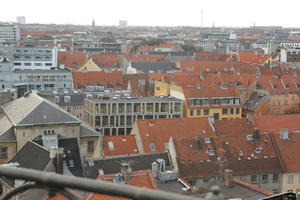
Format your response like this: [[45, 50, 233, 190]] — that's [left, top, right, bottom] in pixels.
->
[[190, 108, 240, 116], [250, 173, 279, 184], [14, 62, 53, 66], [189, 97, 240, 107], [14, 49, 52, 54], [13, 55, 52, 60], [93, 102, 182, 115]]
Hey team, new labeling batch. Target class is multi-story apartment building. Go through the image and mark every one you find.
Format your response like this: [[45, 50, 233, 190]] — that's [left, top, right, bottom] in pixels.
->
[[0, 45, 58, 70], [0, 23, 20, 43], [84, 96, 183, 136], [245, 74, 300, 116], [12, 46, 58, 70], [0, 59, 73, 91]]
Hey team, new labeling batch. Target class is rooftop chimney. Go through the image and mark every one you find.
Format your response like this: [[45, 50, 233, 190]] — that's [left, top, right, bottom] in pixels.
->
[[280, 128, 289, 139], [253, 128, 260, 141], [195, 133, 201, 150], [120, 162, 132, 183], [50, 147, 64, 174], [224, 169, 233, 188]]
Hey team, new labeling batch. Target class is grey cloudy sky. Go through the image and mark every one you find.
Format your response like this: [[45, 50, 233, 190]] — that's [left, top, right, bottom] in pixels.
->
[[1, 0, 300, 27]]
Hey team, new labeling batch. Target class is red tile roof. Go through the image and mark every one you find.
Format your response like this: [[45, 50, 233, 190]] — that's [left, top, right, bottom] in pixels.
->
[[157, 44, 174, 48], [271, 133, 300, 173], [253, 114, 300, 134], [88, 170, 157, 200], [179, 61, 238, 73], [58, 51, 88, 70], [195, 52, 236, 62], [89, 54, 121, 68], [135, 117, 216, 153], [256, 74, 300, 94], [72, 71, 124, 89], [238, 52, 272, 65], [123, 74, 152, 97], [183, 85, 239, 99], [103, 135, 138, 157], [174, 133, 282, 179]]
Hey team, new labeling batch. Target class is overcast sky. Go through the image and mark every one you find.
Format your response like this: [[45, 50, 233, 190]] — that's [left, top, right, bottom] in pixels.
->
[[1, 0, 300, 27]]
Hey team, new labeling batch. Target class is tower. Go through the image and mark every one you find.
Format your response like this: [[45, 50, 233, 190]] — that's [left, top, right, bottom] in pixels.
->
[[92, 19, 95, 27]]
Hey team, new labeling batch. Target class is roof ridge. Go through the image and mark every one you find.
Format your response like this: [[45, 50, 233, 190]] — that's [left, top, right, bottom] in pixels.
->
[[2, 92, 43, 126]]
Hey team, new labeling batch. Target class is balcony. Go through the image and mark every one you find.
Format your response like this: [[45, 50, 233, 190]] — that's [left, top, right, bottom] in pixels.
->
[[0, 166, 200, 200]]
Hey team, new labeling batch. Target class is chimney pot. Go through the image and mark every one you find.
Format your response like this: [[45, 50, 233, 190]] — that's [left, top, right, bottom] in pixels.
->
[[224, 169, 233, 187]]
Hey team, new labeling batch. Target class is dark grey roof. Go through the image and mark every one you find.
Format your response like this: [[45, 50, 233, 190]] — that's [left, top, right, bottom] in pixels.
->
[[244, 92, 267, 111], [2, 92, 81, 126], [17, 101, 80, 126], [34, 138, 84, 177], [38, 91, 84, 107], [131, 62, 177, 73], [198, 181, 268, 200], [9, 141, 51, 171], [85, 152, 170, 179], [80, 123, 99, 138], [0, 127, 16, 142]]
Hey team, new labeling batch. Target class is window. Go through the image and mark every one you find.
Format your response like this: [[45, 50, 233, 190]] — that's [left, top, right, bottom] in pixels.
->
[[236, 108, 240, 114], [108, 141, 115, 150], [24, 63, 32, 66], [150, 143, 156, 152], [190, 110, 194, 116], [64, 96, 71, 103], [272, 173, 279, 182], [55, 96, 60, 103], [69, 160, 74, 168], [155, 86, 160, 91], [0, 147, 8, 159], [262, 174, 268, 183], [197, 109, 201, 116], [204, 109, 209, 115], [251, 175, 257, 183], [87, 141, 94, 153], [230, 108, 234, 114], [272, 189, 279, 194], [204, 138, 211, 144], [222, 108, 228, 115], [247, 135, 253, 140], [288, 175, 294, 184]]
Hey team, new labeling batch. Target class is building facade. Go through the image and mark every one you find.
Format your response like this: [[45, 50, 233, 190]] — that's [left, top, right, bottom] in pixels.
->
[[0, 65, 73, 91], [0, 23, 20, 43], [84, 96, 183, 136]]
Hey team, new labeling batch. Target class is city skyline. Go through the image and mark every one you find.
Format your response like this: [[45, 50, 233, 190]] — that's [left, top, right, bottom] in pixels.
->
[[1, 0, 300, 27]]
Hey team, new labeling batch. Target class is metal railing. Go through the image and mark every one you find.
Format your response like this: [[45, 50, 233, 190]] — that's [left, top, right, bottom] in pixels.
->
[[0, 166, 201, 200]]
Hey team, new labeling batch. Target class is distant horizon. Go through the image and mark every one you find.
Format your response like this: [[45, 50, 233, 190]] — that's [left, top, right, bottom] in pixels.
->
[[1, 0, 300, 28], [2, 20, 300, 29]]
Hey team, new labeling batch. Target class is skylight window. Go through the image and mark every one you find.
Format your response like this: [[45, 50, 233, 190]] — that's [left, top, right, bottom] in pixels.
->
[[108, 141, 115, 150], [208, 149, 215, 156], [150, 143, 156, 152], [204, 137, 211, 144], [247, 135, 254, 141]]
